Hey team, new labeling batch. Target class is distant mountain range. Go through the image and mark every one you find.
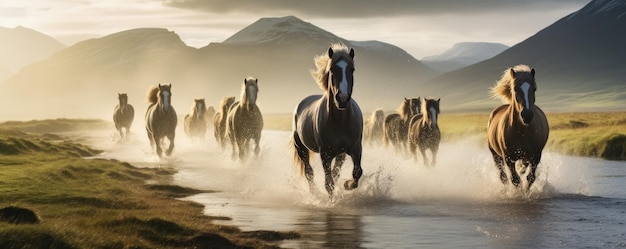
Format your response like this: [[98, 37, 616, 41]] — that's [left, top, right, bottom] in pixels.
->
[[421, 0, 626, 112], [0, 26, 66, 81], [421, 42, 509, 73], [0, 0, 624, 120]]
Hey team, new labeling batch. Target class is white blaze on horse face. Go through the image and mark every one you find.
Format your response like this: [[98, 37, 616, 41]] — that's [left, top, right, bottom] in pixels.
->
[[162, 91, 170, 108], [520, 82, 531, 109], [429, 106, 438, 127], [336, 60, 349, 99]]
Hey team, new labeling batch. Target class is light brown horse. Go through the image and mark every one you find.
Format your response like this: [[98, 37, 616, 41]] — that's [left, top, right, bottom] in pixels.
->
[[291, 44, 363, 197], [488, 65, 549, 189], [213, 96, 235, 149], [363, 109, 385, 145], [383, 97, 421, 152], [184, 98, 208, 139], [408, 98, 441, 166], [113, 93, 134, 141], [145, 84, 177, 158], [226, 77, 263, 160]]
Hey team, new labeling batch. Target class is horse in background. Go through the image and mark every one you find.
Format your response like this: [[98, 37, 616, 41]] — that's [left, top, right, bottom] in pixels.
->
[[363, 109, 385, 145], [145, 84, 177, 158], [383, 97, 421, 152], [488, 65, 549, 190], [184, 98, 208, 139], [408, 98, 441, 166], [291, 44, 363, 197], [205, 106, 216, 130], [113, 93, 134, 141], [226, 77, 264, 160], [213, 96, 235, 149]]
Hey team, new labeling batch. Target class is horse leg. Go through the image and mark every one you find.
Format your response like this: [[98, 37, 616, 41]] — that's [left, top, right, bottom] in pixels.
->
[[344, 149, 362, 190], [419, 146, 428, 166], [165, 132, 175, 156], [505, 157, 521, 187], [332, 153, 346, 183], [253, 133, 261, 157], [489, 148, 507, 184], [238, 137, 248, 160], [409, 141, 418, 162], [293, 133, 314, 187], [431, 145, 439, 166], [155, 136, 164, 158], [321, 152, 335, 197], [526, 154, 542, 189]]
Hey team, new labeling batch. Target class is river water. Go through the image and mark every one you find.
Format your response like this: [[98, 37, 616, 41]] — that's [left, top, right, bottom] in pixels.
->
[[89, 128, 625, 248]]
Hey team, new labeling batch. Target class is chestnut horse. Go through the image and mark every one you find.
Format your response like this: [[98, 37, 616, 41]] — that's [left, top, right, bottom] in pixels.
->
[[226, 77, 263, 160], [145, 84, 177, 158], [488, 65, 549, 189], [184, 98, 208, 139]]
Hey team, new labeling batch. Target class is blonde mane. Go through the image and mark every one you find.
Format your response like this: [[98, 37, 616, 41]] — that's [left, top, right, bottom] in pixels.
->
[[311, 43, 353, 90], [421, 98, 440, 124], [146, 85, 159, 104], [219, 96, 235, 113], [397, 98, 411, 120], [241, 77, 258, 107], [491, 64, 533, 104]]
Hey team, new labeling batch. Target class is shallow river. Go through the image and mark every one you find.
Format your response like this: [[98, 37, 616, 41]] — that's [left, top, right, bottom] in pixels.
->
[[90, 128, 625, 248]]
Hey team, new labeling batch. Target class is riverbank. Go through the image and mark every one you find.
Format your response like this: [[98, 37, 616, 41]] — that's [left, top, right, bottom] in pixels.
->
[[0, 123, 298, 248]]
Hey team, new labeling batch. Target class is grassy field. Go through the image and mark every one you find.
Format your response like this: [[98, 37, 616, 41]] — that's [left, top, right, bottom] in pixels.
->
[[0, 125, 297, 248], [265, 111, 626, 160]]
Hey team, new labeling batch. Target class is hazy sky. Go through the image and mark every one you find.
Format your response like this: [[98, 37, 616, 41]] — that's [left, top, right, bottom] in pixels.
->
[[1, 0, 590, 58]]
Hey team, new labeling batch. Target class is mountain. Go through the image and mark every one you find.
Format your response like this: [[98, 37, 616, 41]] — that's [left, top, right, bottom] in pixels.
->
[[0, 26, 66, 81], [422, 0, 626, 112], [0, 16, 437, 120], [421, 42, 509, 73]]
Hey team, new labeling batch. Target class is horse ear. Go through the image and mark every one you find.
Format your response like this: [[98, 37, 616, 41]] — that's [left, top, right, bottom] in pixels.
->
[[509, 68, 516, 78], [531, 68, 536, 77], [168, 83, 172, 88], [437, 98, 441, 103], [328, 47, 334, 58], [349, 48, 355, 58]]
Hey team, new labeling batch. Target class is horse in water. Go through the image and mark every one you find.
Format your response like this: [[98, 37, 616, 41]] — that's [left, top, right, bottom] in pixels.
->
[[145, 84, 177, 158], [113, 93, 134, 141], [291, 44, 363, 197], [408, 98, 441, 166], [226, 77, 263, 160], [213, 96, 235, 149], [488, 65, 549, 189], [184, 98, 208, 139], [363, 109, 385, 145], [383, 97, 421, 152]]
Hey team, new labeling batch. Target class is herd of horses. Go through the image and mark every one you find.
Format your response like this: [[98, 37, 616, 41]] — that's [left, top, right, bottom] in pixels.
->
[[113, 43, 549, 197]]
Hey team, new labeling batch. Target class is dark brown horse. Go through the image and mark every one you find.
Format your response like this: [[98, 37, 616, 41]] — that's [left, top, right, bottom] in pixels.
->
[[488, 65, 549, 189], [226, 77, 263, 160], [113, 93, 134, 141], [184, 98, 208, 139], [383, 97, 421, 152], [291, 44, 363, 197], [408, 98, 441, 166], [213, 96, 235, 149], [363, 109, 385, 145], [145, 84, 177, 158]]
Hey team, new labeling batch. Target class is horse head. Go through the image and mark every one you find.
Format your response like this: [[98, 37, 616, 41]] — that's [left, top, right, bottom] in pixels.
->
[[410, 97, 421, 116], [423, 98, 441, 129], [194, 98, 206, 119], [242, 77, 259, 109], [327, 46, 355, 111], [157, 84, 172, 111], [510, 68, 536, 124], [118, 93, 128, 105]]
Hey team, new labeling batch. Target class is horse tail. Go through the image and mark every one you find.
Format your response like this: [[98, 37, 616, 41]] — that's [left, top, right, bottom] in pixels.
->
[[146, 85, 159, 104]]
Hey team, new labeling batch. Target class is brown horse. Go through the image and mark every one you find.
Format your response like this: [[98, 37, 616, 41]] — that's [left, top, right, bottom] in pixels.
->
[[408, 98, 441, 166], [383, 97, 421, 151], [184, 98, 208, 139], [213, 96, 235, 149], [363, 109, 385, 145], [226, 77, 263, 160], [291, 44, 363, 197], [145, 84, 177, 158], [113, 93, 134, 141], [488, 65, 549, 189]]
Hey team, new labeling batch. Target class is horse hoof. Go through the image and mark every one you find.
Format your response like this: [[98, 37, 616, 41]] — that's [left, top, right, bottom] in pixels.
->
[[344, 180, 358, 190]]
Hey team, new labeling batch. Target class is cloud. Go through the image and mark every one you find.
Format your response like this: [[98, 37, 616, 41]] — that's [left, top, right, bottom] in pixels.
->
[[162, 0, 591, 18]]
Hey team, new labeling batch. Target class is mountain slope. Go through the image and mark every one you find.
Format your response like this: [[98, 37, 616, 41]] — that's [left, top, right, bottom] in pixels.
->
[[423, 0, 626, 112], [421, 42, 509, 73]]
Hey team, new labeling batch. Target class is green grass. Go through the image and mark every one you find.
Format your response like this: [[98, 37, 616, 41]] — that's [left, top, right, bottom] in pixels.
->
[[0, 130, 298, 248]]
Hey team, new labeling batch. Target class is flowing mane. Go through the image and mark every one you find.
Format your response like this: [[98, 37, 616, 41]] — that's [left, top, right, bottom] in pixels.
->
[[420, 98, 440, 125], [398, 99, 411, 120], [311, 43, 353, 90], [219, 96, 235, 112], [146, 85, 159, 104], [491, 64, 533, 104]]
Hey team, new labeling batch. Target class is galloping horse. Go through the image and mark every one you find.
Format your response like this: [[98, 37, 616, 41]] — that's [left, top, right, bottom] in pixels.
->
[[408, 98, 441, 166], [363, 109, 385, 145], [184, 98, 208, 139], [383, 97, 421, 151], [145, 84, 177, 158], [113, 93, 134, 141], [226, 77, 263, 160], [291, 44, 363, 197], [213, 96, 235, 149], [488, 65, 549, 189]]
